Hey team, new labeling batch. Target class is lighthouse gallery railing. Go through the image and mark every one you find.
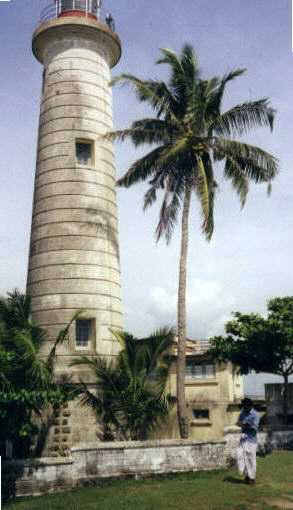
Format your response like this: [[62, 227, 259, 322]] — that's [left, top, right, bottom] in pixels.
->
[[40, 0, 106, 24]]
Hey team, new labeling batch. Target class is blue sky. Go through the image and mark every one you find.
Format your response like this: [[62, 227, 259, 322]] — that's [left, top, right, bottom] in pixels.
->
[[0, 0, 292, 394]]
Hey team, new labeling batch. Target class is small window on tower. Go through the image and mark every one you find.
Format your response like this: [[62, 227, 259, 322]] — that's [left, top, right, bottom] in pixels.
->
[[75, 140, 94, 166], [192, 409, 210, 420], [75, 319, 95, 350]]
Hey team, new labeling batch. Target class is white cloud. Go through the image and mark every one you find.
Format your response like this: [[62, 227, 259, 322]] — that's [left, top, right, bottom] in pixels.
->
[[134, 279, 237, 339]]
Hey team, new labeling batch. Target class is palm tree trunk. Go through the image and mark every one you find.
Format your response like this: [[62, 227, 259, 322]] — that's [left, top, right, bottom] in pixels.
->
[[283, 373, 289, 426], [177, 185, 191, 439]]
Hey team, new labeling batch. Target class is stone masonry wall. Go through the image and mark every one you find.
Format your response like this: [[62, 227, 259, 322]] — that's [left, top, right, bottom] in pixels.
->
[[5, 431, 293, 500], [4, 439, 226, 499]]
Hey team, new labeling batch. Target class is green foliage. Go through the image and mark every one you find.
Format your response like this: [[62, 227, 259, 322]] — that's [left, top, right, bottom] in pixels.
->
[[108, 44, 278, 243], [209, 297, 293, 423], [0, 290, 74, 457], [72, 328, 176, 441], [209, 297, 293, 377]]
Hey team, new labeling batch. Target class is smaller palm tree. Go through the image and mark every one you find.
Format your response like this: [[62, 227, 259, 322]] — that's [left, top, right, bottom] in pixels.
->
[[72, 328, 175, 441], [0, 290, 77, 457]]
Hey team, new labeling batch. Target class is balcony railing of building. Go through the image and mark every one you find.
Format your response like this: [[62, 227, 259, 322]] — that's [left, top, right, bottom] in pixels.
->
[[40, 0, 116, 31]]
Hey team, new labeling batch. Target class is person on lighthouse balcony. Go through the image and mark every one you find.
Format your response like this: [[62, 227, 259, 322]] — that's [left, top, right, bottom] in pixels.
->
[[106, 12, 115, 31], [236, 398, 260, 485]]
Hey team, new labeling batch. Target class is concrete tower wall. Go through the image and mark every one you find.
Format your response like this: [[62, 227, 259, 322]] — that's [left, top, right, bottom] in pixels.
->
[[28, 18, 123, 380]]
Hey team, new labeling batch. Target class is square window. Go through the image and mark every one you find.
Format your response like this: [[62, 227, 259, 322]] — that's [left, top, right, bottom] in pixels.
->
[[75, 319, 94, 349], [185, 361, 215, 379], [76, 140, 94, 165], [193, 409, 210, 420]]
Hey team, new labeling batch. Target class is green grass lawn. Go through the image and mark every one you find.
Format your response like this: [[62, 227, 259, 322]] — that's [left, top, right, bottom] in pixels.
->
[[4, 451, 293, 510]]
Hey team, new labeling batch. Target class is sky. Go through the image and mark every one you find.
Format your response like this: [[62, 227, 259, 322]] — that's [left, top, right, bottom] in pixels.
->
[[0, 0, 292, 395]]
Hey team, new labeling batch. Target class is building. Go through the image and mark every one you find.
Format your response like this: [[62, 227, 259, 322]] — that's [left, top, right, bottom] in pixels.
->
[[159, 339, 244, 441], [265, 383, 293, 427], [27, 0, 123, 452]]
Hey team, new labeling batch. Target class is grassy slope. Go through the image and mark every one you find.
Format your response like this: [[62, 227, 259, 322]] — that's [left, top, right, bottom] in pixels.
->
[[5, 451, 293, 510]]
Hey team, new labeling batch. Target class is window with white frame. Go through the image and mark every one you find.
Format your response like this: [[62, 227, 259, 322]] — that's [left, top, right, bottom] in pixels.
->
[[185, 360, 216, 379]]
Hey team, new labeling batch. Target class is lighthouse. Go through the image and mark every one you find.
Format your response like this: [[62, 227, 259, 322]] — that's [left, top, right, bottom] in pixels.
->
[[27, 0, 123, 449]]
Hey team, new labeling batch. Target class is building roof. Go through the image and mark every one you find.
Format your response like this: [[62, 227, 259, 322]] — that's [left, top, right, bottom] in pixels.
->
[[186, 339, 211, 356], [173, 338, 211, 357]]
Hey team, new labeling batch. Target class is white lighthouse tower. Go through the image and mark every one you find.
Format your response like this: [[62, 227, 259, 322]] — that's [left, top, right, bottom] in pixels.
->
[[27, 0, 123, 450]]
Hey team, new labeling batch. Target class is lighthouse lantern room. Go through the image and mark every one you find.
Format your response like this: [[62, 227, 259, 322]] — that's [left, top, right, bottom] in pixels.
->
[[54, 0, 101, 19]]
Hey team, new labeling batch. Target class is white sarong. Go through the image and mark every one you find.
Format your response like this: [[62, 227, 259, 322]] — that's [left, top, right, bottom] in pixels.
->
[[236, 440, 257, 480]]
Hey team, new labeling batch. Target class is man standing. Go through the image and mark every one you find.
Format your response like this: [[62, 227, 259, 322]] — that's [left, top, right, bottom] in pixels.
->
[[236, 398, 260, 484]]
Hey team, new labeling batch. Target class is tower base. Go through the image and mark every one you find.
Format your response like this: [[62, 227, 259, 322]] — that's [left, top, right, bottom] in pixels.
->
[[40, 398, 99, 457]]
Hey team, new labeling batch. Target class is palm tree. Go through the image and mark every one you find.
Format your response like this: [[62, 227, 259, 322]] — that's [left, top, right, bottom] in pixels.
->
[[72, 328, 175, 440], [0, 290, 77, 387], [0, 290, 76, 456], [106, 45, 278, 438]]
